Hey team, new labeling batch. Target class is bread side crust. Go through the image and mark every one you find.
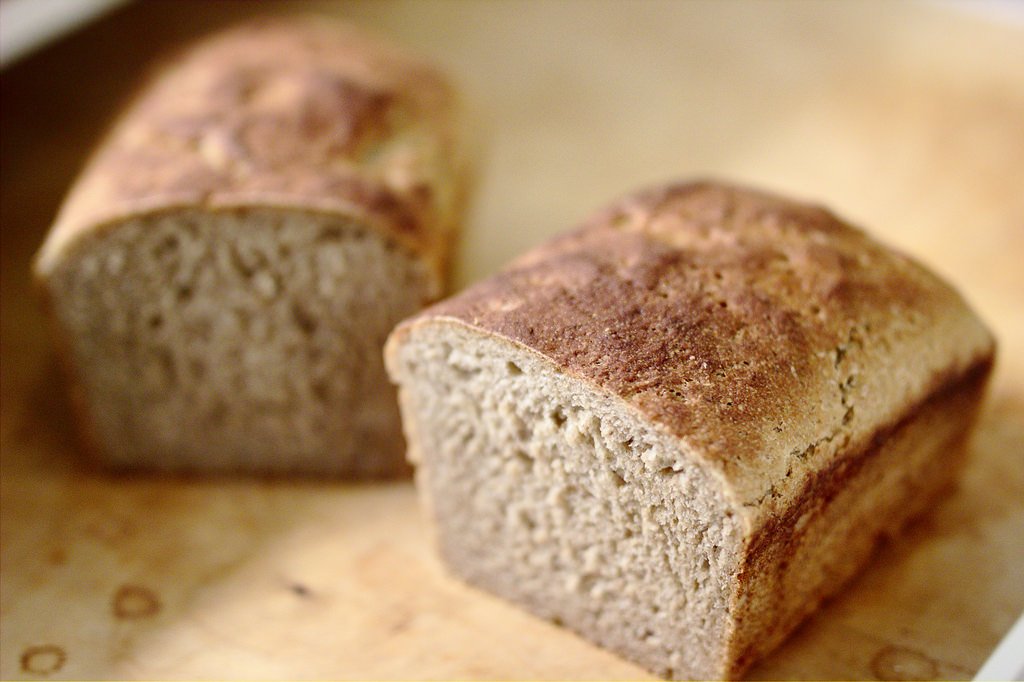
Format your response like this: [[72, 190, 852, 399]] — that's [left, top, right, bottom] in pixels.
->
[[726, 355, 992, 678], [33, 16, 464, 293]]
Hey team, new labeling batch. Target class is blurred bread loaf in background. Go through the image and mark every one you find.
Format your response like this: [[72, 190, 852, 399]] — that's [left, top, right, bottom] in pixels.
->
[[33, 16, 468, 475]]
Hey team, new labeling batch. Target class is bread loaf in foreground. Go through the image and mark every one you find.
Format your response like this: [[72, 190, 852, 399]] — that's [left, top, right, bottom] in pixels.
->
[[34, 18, 466, 475], [385, 181, 995, 679]]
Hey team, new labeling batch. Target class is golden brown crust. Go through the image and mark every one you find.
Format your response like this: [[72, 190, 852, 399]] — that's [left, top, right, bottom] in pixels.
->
[[398, 180, 996, 524], [35, 16, 463, 287]]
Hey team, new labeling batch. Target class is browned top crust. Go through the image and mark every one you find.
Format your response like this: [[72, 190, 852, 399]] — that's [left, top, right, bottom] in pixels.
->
[[36, 17, 462, 286], [395, 181, 995, 523]]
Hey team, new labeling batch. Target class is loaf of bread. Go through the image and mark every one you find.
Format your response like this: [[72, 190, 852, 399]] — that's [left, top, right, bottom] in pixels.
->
[[385, 181, 995, 679], [34, 18, 466, 475]]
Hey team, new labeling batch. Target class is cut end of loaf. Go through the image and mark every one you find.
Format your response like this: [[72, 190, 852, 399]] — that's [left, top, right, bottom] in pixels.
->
[[388, 321, 745, 679], [42, 207, 433, 475]]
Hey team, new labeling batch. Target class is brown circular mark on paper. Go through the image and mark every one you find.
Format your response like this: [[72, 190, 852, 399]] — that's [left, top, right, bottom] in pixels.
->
[[871, 645, 939, 681], [20, 644, 66, 675], [112, 584, 161, 619]]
